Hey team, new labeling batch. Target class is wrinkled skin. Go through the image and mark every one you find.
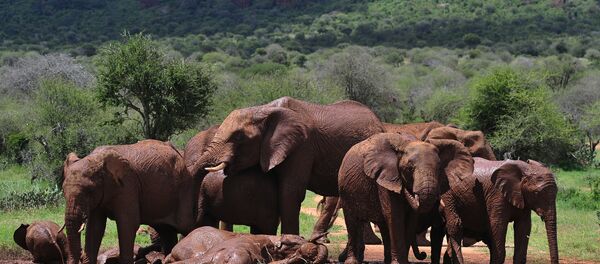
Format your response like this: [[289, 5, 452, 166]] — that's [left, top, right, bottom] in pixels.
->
[[311, 122, 445, 244], [315, 122, 495, 263], [197, 97, 384, 234], [165, 227, 328, 264], [339, 133, 473, 264], [62, 140, 198, 264], [185, 126, 279, 234], [13, 221, 67, 263], [441, 158, 559, 264]]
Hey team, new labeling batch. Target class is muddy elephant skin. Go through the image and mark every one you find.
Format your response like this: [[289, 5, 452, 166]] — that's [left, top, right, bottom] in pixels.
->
[[197, 168, 279, 234], [197, 96, 384, 234], [185, 126, 279, 234], [62, 140, 199, 264], [13, 221, 67, 263], [165, 227, 327, 264], [338, 133, 473, 264], [441, 157, 559, 264]]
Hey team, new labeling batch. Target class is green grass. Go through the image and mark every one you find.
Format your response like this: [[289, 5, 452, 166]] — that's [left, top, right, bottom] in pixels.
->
[[1, 165, 598, 262]]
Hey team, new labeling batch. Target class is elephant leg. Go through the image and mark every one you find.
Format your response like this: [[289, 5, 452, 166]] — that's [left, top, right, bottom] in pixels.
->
[[377, 221, 392, 263], [311, 196, 339, 243], [83, 211, 106, 264], [379, 189, 409, 264], [116, 220, 139, 264], [363, 222, 382, 245], [430, 225, 445, 264], [442, 194, 464, 264], [153, 225, 178, 255], [486, 204, 508, 264], [341, 210, 364, 264], [275, 155, 311, 235], [513, 212, 531, 264]]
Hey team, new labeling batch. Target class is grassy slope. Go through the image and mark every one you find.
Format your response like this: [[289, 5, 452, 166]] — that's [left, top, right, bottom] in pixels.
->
[[0, 166, 597, 261]]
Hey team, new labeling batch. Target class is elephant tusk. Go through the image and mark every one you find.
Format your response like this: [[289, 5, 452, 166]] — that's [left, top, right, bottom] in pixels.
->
[[78, 223, 86, 233], [205, 162, 226, 172], [403, 189, 420, 211]]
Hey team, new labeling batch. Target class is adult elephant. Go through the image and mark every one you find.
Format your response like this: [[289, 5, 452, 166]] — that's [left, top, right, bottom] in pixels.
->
[[185, 125, 279, 235], [195, 97, 384, 234], [339, 133, 474, 264], [441, 158, 559, 264], [62, 140, 198, 264], [311, 122, 496, 249]]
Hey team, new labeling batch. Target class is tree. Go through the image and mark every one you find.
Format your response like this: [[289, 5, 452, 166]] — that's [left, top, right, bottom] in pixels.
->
[[96, 33, 217, 140]]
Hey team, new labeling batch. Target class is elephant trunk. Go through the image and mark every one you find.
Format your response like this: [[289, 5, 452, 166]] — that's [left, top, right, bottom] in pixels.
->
[[413, 169, 439, 214], [314, 244, 329, 264], [65, 207, 85, 264], [544, 208, 559, 264]]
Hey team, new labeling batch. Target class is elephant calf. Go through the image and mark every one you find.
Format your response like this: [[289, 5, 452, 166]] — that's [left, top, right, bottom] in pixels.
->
[[165, 226, 328, 264], [13, 221, 67, 263], [197, 167, 279, 235], [441, 158, 559, 264]]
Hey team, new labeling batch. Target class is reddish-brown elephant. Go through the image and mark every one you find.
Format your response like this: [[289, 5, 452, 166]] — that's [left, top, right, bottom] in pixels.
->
[[441, 158, 559, 264], [195, 97, 384, 234], [13, 221, 67, 263], [164, 226, 328, 264], [313, 122, 496, 263], [62, 140, 198, 264], [185, 125, 279, 235], [338, 133, 473, 264]]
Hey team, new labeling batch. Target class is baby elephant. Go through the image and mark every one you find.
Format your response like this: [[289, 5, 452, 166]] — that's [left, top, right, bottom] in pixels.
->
[[197, 167, 279, 235], [165, 226, 328, 264], [13, 221, 67, 263]]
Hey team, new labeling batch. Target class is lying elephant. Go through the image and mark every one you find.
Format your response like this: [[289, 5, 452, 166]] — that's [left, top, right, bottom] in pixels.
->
[[13, 221, 67, 263], [165, 226, 328, 264]]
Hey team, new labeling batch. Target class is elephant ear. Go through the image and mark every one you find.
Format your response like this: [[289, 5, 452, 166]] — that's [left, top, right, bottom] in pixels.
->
[[259, 107, 309, 172], [363, 138, 404, 194], [461, 131, 496, 160], [427, 139, 474, 191], [491, 163, 525, 209], [13, 224, 29, 250], [103, 150, 131, 187]]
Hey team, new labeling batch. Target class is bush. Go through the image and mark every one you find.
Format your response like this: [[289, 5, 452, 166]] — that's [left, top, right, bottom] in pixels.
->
[[240, 62, 288, 77], [458, 68, 577, 164], [0, 53, 95, 97], [0, 187, 62, 211]]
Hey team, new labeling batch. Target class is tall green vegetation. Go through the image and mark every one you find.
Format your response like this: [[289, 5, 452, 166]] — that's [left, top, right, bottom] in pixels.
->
[[458, 68, 576, 164], [96, 33, 217, 140]]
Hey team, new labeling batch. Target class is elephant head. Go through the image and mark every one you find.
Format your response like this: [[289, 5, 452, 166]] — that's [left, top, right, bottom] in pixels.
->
[[270, 234, 328, 264], [199, 106, 309, 175], [422, 126, 496, 160], [363, 133, 473, 214], [62, 150, 131, 264], [13, 224, 29, 250], [490, 159, 559, 264]]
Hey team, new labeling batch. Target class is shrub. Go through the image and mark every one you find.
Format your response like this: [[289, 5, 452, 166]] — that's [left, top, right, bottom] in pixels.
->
[[458, 68, 577, 164], [0, 53, 95, 97], [240, 62, 288, 77], [0, 187, 63, 211]]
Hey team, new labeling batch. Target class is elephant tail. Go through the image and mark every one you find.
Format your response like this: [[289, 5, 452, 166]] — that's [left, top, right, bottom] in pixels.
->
[[44, 224, 65, 264], [411, 233, 427, 261], [316, 197, 326, 214]]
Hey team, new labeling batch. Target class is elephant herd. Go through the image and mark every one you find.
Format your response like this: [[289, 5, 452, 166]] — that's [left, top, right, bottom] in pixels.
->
[[14, 97, 559, 264]]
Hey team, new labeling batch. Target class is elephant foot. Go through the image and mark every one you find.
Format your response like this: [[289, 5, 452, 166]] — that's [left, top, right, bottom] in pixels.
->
[[344, 256, 361, 264]]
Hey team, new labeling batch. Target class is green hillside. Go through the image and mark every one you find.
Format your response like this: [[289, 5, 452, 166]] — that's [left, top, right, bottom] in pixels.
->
[[2, 0, 600, 57]]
